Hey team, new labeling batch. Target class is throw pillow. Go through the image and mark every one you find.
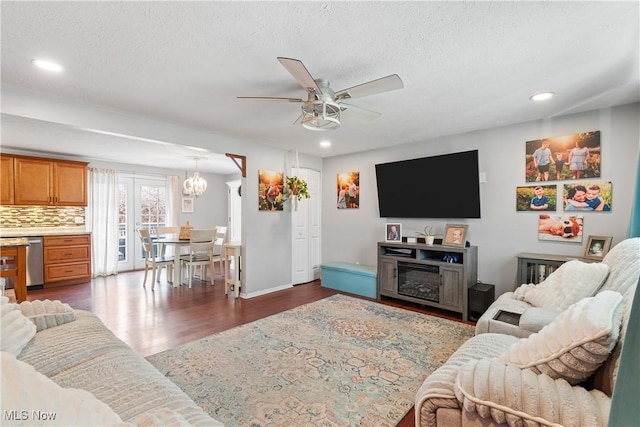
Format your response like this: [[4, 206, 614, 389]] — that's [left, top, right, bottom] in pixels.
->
[[19, 299, 76, 332], [1, 351, 125, 426], [0, 296, 36, 356], [524, 259, 609, 310], [499, 290, 623, 385]]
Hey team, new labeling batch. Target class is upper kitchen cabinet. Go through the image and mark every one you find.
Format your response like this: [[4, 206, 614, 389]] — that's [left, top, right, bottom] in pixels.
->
[[12, 155, 88, 206], [0, 155, 15, 204]]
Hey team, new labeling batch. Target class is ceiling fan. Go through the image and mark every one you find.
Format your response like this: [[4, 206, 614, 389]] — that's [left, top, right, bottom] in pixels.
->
[[238, 57, 404, 131]]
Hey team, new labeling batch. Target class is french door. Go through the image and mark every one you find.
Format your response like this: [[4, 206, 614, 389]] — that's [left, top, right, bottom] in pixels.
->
[[118, 175, 168, 272]]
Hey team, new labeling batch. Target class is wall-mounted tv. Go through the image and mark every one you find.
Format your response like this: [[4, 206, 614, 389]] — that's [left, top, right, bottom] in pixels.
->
[[375, 150, 481, 218]]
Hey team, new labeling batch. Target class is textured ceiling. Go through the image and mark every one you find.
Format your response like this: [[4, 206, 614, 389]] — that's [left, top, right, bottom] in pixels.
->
[[1, 1, 639, 174]]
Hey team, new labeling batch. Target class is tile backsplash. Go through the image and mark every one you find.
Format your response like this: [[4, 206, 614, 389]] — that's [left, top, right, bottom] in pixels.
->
[[0, 206, 86, 228]]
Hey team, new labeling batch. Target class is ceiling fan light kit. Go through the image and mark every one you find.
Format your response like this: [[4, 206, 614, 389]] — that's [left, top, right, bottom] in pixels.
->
[[238, 57, 403, 132], [301, 99, 341, 131]]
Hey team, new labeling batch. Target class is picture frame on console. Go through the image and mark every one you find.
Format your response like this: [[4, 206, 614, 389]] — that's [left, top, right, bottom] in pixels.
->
[[385, 223, 402, 242], [443, 224, 468, 247], [582, 235, 612, 260]]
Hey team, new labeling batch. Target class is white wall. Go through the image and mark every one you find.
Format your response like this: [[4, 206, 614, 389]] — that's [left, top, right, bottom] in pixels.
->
[[321, 103, 640, 297], [71, 155, 315, 297]]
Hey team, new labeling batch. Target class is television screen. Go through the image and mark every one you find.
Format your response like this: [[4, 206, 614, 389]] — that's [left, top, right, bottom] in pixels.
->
[[375, 150, 481, 218]]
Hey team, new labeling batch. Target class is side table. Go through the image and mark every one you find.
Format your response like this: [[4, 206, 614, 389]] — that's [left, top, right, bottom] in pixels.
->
[[468, 283, 495, 322], [223, 242, 241, 298]]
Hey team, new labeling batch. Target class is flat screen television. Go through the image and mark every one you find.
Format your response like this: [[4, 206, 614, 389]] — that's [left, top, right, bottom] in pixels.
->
[[375, 150, 481, 218]]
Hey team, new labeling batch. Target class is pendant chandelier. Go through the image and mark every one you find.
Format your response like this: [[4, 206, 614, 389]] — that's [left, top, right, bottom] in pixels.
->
[[183, 157, 207, 197]]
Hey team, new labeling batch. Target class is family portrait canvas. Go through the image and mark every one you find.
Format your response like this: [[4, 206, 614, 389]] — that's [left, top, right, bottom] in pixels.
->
[[258, 170, 284, 211], [516, 185, 556, 211], [525, 131, 601, 182], [563, 181, 612, 212], [538, 214, 583, 242], [336, 171, 360, 209]]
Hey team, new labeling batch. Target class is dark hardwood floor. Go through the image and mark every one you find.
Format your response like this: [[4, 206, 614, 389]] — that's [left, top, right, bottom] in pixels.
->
[[16, 267, 472, 427]]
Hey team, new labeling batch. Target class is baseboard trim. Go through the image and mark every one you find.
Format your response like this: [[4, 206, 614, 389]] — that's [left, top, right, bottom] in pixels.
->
[[242, 283, 293, 299]]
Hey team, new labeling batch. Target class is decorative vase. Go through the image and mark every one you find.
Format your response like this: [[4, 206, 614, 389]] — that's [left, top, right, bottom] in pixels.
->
[[425, 236, 435, 246]]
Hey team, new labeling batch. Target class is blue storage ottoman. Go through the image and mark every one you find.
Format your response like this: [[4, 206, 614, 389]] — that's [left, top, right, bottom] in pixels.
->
[[320, 262, 377, 298]]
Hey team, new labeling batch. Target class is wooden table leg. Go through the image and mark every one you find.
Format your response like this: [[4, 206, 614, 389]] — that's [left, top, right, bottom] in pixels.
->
[[14, 246, 27, 303]]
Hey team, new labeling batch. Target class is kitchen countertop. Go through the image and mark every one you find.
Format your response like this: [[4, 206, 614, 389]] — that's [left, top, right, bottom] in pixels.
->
[[0, 237, 30, 247], [0, 228, 90, 237]]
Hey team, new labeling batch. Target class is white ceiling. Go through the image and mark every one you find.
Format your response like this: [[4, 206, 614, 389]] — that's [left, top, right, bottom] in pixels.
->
[[1, 1, 639, 174]]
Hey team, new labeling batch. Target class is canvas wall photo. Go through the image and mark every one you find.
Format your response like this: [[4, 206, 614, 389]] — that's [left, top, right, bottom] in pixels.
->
[[525, 131, 601, 182], [337, 171, 360, 209], [538, 214, 583, 243], [258, 170, 284, 211], [563, 181, 612, 211], [516, 185, 557, 211]]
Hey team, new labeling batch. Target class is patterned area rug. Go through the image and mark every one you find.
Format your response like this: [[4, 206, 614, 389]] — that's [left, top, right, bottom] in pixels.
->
[[147, 294, 474, 426]]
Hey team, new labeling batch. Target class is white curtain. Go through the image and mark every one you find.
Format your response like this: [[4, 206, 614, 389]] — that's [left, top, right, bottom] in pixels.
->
[[167, 175, 179, 226], [88, 168, 119, 277]]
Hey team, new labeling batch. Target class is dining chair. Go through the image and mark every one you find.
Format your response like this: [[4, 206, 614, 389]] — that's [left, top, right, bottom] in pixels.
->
[[137, 228, 174, 290], [155, 225, 180, 273], [211, 226, 228, 278], [180, 229, 215, 288]]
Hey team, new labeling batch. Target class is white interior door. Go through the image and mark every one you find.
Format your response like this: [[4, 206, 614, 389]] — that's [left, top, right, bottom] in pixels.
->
[[118, 174, 168, 272], [292, 168, 321, 284]]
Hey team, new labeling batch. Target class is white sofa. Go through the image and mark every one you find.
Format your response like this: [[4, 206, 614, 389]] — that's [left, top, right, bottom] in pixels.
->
[[1, 299, 223, 426], [415, 237, 640, 427]]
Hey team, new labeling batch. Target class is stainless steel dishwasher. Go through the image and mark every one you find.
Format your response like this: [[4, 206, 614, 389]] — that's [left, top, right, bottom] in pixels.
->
[[26, 237, 44, 287]]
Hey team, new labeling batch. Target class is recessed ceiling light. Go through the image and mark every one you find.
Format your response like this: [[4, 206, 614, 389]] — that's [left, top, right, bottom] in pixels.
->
[[529, 92, 555, 101], [32, 59, 64, 72], [320, 141, 331, 148]]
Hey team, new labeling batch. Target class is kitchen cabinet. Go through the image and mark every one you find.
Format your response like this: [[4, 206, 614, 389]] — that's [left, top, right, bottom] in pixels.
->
[[0, 155, 15, 204], [44, 234, 91, 285], [12, 155, 88, 206]]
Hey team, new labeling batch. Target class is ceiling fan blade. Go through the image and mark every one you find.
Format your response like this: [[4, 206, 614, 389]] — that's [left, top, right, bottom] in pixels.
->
[[237, 96, 303, 102], [339, 102, 382, 121], [335, 74, 404, 100], [277, 57, 322, 96], [293, 112, 305, 125]]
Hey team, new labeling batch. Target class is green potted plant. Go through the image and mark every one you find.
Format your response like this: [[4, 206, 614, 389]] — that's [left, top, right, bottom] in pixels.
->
[[416, 226, 440, 245], [284, 176, 310, 202]]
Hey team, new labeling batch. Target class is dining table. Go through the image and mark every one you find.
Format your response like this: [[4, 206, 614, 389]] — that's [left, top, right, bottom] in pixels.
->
[[155, 234, 191, 287]]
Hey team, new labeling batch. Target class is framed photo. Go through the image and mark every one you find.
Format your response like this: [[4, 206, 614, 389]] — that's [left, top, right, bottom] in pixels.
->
[[582, 235, 613, 260], [443, 224, 468, 247], [385, 223, 402, 242], [181, 197, 194, 213]]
